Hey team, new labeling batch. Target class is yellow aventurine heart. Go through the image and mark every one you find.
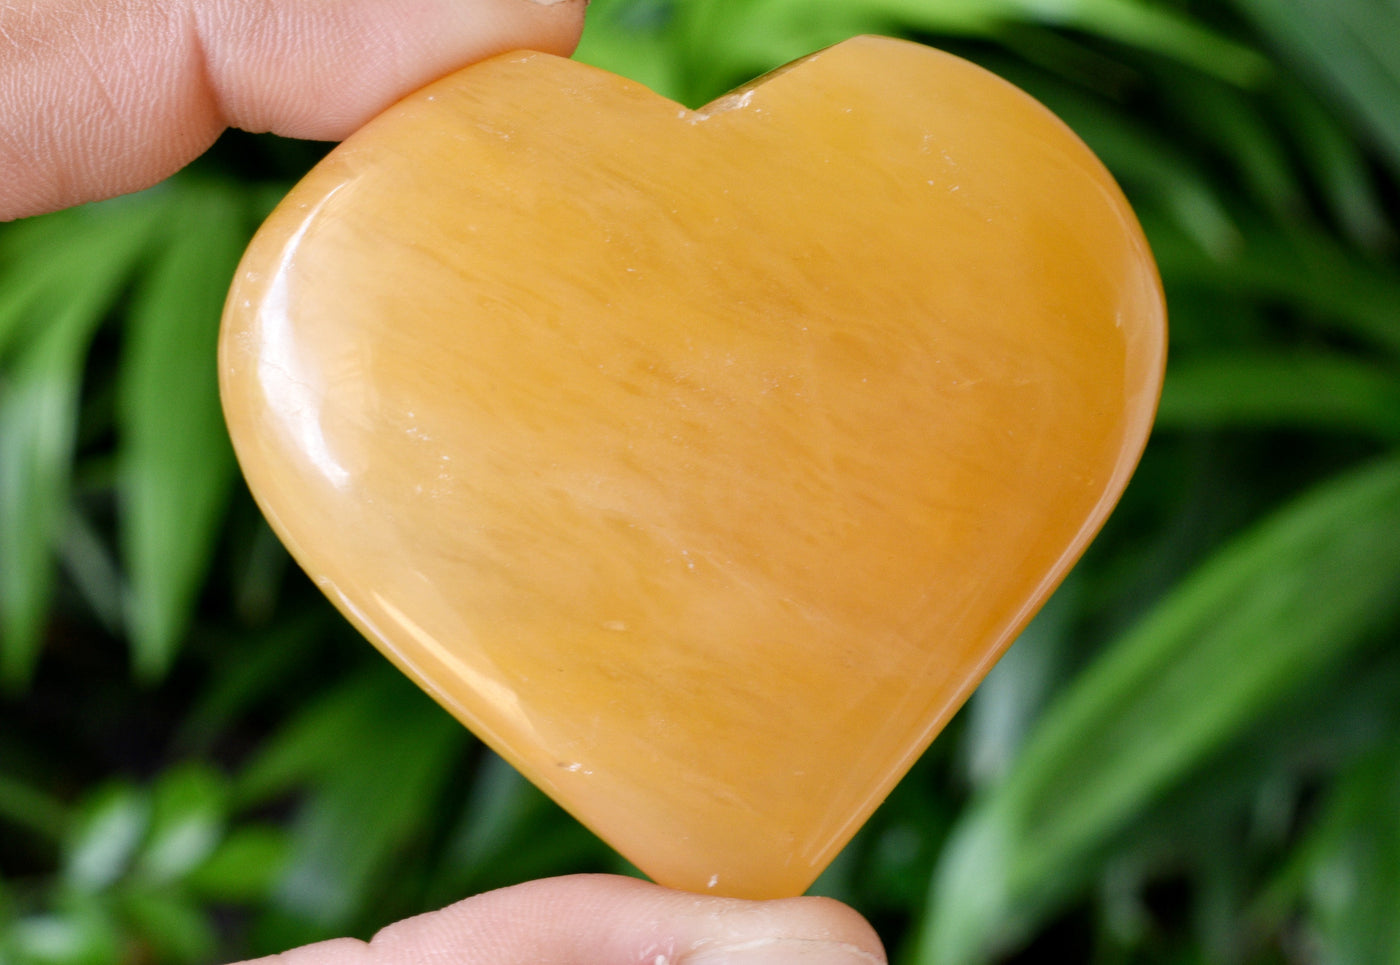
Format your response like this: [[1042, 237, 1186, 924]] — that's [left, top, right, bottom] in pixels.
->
[[219, 36, 1166, 899]]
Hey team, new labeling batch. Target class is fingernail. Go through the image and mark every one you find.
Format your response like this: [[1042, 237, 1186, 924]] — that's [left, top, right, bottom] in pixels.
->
[[685, 936, 885, 964]]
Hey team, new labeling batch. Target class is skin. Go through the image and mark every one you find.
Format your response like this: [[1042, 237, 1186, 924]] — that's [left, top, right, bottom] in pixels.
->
[[0, 2, 887, 962], [1, 0, 584, 219], [244, 875, 885, 965]]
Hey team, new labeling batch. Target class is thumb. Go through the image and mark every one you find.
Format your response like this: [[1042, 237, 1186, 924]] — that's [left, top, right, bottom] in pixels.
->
[[238, 874, 887, 965], [0, 0, 586, 220]]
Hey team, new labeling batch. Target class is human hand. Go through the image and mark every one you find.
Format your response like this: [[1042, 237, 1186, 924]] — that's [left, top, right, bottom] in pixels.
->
[[236, 874, 885, 964], [0, 0, 585, 220]]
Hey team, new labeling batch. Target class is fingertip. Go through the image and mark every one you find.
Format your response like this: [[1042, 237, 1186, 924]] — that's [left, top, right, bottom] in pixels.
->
[[364, 875, 887, 965], [231, 936, 371, 965], [221, 876, 886, 965], [763, 894, 888, 960], [0, 0, 591, 219], [195, 0, 591, 141], [515, 0, 590, 58]]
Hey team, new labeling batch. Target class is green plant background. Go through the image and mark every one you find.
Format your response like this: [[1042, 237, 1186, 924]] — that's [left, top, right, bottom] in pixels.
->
[[3, 0, 1399, 962]]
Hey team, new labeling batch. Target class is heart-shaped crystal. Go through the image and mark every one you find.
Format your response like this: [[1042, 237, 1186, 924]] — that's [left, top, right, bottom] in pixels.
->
[[219, 36, 1165, 898]]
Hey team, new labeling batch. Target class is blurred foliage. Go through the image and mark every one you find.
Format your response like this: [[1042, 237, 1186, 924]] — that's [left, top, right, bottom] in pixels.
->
[[2, 0, 1399, 962]]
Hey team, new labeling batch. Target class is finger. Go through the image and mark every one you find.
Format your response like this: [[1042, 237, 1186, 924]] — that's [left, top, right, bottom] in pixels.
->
[[0, 0, 586, 220], [237, 874, 887, 965]]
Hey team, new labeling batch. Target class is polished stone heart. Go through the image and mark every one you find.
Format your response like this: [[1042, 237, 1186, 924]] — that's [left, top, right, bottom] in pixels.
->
[[219, 36, 1165, 899]]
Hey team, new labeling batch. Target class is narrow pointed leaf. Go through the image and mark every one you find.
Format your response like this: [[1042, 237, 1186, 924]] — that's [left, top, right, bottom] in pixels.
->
[[60, 505, 125, 635], [1153, 220, 1400, 359], [62, 782, 151, 892], [1157, 352, 1400, 441], [184, 825, 289, 902], [0, 770, 71, 842], [235, 668, 467, 930], [1278, 77, 1395, 251], [852, 0, 1269, 84], [574, 0, 684, 101], [117, 182, 246, 680], [920, 456, 1400, 965], [1232, 0, 1400, 180], [1290, 742, 1400, 963], [134, 762, 230, 885], [0, 199, 165, 686]]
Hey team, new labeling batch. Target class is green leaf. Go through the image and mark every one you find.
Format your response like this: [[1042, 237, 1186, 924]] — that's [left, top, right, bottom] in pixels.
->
[[175, 610, 329, 752], [680, 0, 897, 97], [0, 317, 93, 686], [1290, 741, 1400, 963], [1052, 0, 1270, 86], [1088, 649, 1400, 956], [961, 580, 1078, 789], [434, 752, 540, 877], [183, 826, 289, 903], [881, 0, 1270, 86], [1016, 76, 1242, 258], [0, 268, 49, 363], [0, 209, 107, 358], [1231, 0, 1400, 181], [6, 901, 122, 965], [0, 198, 165, 687], [697, 0, 1270, 88], [133, 763, 229, 886], [426, 751, 614, 902], [581, 0, 1267, 106], [232, 666, 393, 807], [574, 0, 685, 102], [1156, 70, 1304, 221], [118, 889, 217, 965], [0, 770, 71, 842], [1277, 75, 1396, 252], [1156, 352, 1400, 441], [62, 783, 150, 893], [235, 667, 468, 930], [58, 506, 124, 636], [919, 455, 1400, 965], [1152, 219, 1400, 360], [117, 181, 246, 681]]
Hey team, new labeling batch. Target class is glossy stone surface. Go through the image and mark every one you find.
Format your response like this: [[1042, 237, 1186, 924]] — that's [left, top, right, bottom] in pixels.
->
[[220, 36, 1165, 899]]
